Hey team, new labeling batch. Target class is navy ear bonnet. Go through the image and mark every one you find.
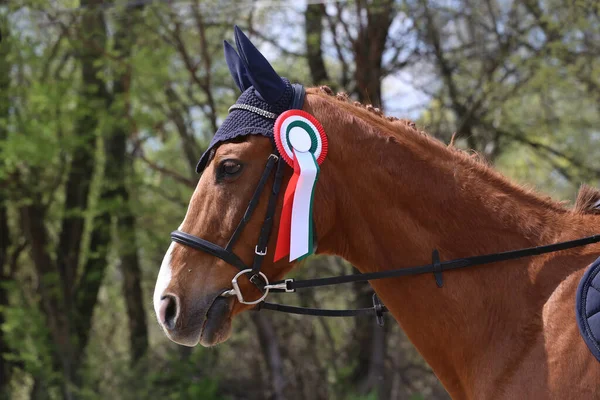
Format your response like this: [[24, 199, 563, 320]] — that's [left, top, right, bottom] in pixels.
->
[[196, 26, 305, 173]]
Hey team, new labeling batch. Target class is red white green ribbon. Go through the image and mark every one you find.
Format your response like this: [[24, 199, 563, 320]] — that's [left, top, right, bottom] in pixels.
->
[[274, 110, 328, 262]]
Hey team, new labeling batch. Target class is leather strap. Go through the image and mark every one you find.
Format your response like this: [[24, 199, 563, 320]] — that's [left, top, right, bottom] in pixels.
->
[[225, 154, 278, 251], [270, 234, 600, 291], [170, 230, 248, 271], [251, 158, 285, 275], [257, 301, 388, 317], [249, 234, 600, 322], [432, 249, 443, 288], [373, 293, 385, 326]]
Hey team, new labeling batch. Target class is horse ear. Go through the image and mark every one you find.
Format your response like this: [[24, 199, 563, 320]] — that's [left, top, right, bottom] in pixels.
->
[[224, 40, 252, 92], [233, 25, 286, 104]]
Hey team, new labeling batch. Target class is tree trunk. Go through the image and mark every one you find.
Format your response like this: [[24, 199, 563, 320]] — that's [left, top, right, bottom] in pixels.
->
[[112, 6, 149, 366], [0, 14, 11, 397], [418, 2, 477, 149], [19, 0, 111, 395], [118, 212, 148, 364], [251, 313, 287, 400], [350, 278, 389, 398], [29, 377, 51, 400], [352, 0, 395, 107], [69, 0, 112, 382], [305, 3, 329, 85], [347, 3, 394, 388], [360, 320, 388, 396], [20, 203, 75, 399], [0, 203, 10, 398], [296, 287, 330, 400]]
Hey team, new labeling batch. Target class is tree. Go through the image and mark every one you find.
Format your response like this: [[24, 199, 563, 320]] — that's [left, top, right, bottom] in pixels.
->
[[15, 0, 114, 395], [0, 12, 12, 398], [109, 4, 148, 367]]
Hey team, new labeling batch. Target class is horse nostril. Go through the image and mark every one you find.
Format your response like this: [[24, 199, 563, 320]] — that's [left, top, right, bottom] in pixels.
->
[[159, 294, 179, 330]]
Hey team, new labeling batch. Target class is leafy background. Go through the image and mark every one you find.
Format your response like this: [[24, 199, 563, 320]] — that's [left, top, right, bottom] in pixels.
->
[[1, 0, 599, 399]]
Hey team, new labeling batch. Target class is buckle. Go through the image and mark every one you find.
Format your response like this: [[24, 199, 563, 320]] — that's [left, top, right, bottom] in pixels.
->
[[264, 278, 295, 293], [432, 249, 443, 288], [372, 293, 385, 327], [255, 245, 267, 256]]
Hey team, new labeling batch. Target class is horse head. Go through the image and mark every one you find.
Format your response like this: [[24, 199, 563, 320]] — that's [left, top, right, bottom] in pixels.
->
[[153, 27, 337, 346]]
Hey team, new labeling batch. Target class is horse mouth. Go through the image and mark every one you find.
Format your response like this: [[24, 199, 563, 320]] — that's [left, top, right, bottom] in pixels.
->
[[162, 290, 233, 347], [198, 293, 233, 347]]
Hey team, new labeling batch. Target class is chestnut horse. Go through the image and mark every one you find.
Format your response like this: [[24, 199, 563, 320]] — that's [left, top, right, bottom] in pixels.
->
[[154, 33, 600, 400]]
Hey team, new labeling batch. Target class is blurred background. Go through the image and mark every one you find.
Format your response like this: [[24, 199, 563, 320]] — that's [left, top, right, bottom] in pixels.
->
[[1, 0, 599, 399]]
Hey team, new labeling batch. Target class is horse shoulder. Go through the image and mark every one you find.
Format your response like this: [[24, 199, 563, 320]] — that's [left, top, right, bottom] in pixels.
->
[[541, 258, 600, 397], [496, 254, 600, 399]]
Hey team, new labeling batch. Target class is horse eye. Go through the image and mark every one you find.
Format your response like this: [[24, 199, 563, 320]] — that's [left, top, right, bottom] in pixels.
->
[[217, 159, 243, 179]]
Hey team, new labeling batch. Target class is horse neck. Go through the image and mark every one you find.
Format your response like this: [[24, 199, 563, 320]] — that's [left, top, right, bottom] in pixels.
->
[[306, 94, 572, 397]]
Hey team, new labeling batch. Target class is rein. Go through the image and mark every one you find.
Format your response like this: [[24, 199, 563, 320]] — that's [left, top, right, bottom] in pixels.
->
[[259, 233, 600, 324]]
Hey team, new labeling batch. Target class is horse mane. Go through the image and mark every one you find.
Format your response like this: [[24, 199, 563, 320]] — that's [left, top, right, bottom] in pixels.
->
[[310, 86, 495, 166], [308, 86, 570, 214], [574, 184, 600, 215]]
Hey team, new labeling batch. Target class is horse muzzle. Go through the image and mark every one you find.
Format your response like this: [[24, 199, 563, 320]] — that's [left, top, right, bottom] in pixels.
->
[[157, 291, 233, 347]]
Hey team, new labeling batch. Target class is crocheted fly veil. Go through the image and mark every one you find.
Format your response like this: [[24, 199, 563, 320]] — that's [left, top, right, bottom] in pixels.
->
[[192, 26, 318, 263], [196, 26, 304, 173]]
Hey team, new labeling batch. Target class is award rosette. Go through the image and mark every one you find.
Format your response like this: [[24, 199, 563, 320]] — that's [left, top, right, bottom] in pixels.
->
[[273, 110, 328, 262]]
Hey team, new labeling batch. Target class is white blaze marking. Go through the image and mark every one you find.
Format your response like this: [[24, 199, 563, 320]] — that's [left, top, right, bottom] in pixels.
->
[[153, 242, 175, 319], [154, 217, 190, 321]]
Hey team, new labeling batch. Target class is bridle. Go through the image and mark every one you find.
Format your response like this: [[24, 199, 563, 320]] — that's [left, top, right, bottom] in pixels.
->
[[170, 88, 600, 327], [171, 84, 306, 304], [172, 153, 288, 305]]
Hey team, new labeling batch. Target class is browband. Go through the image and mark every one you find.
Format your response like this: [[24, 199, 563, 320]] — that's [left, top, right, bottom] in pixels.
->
[[227, 84, 305, 120]]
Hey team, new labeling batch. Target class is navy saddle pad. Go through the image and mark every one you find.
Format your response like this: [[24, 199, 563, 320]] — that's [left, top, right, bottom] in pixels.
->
[[576, 256, 600, 362]]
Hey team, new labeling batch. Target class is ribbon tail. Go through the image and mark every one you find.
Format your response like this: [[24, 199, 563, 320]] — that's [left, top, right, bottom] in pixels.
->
[[301, 157, 320, 260], [289, 151, 319, 261], [274, 160, 300, 262]]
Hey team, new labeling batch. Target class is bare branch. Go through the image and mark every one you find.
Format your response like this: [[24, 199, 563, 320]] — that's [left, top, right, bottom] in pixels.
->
[[137, 151, 197, 188]]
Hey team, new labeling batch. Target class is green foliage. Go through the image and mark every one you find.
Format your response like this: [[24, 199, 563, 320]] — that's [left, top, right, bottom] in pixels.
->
[[81, 349, 226, 400], [417, 0, 600, 200], [1, 281, 61, 396]]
